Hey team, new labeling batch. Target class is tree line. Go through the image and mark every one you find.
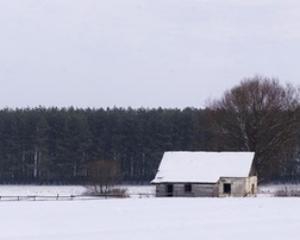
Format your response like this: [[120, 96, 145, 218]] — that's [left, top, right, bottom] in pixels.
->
[[0, 76, 299, 184], [0, 107, 213, 184]]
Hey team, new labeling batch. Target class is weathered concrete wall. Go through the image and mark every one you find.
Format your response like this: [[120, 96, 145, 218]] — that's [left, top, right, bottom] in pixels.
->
[[156, 184, 167, 197], [218, 176, 257, 197], [155, 183, 217, 197], [155, 176, 258, 197], [218, 177, 247, 197], [245, 176, 258, 196], [193, 184, 218, 197]]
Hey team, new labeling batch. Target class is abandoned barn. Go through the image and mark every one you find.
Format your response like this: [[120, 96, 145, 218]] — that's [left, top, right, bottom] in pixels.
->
[[151, 151, 257, 197]]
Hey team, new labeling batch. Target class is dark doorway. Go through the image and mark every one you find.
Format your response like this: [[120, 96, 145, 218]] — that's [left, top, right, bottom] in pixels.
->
[[223, 183, 231, 194], [166, 184, 173, 197]]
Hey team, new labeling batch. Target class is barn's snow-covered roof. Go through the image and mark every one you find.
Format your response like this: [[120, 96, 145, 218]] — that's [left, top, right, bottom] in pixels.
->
[[151, 151, 255, 183]]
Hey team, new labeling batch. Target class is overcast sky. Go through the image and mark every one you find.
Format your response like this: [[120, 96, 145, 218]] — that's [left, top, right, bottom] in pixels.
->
[[0, 0, 300, 109]]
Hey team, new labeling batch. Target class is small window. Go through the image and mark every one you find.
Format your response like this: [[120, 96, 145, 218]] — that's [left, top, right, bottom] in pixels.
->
[[223, 183, 231, 194], [184, 184, 192, 193]]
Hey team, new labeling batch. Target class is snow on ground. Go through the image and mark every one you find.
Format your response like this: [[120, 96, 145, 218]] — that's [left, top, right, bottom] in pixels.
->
[[0, 184, 298, 198], [259, 184, 300, 194], [258, 184, 300, 197], [1, 197, 300, 240], [0, 185, 87, 196], [0, 185, 155, 198], [119, 185, 155, 197], [0, 184, 299, 198]]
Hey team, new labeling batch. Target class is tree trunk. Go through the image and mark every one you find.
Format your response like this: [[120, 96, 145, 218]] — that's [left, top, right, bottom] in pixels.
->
[[33, 147, 39, 179]]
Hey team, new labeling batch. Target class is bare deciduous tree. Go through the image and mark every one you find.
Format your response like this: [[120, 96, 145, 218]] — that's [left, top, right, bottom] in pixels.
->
[[87, 160, 120, 194], [209, 76, 300, 181]]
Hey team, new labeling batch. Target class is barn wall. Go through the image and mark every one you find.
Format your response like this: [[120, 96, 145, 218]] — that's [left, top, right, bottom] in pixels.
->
[[245, 176, 258, 196], [155, 183, 217, 197], [155, 176, 258, 197], [156, 184, 167, 197], [193, 184, 217, 197], [218, 177, 258, 197], [218, 177, 246, 197]]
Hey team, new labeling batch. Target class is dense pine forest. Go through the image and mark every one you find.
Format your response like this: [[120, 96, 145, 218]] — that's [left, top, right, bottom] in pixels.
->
[[0, 107, 214, 184], [0, 77, 300, 184], [0, 106, 298, 184]]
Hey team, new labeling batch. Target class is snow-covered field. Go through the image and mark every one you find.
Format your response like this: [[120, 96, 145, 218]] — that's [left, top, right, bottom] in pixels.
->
[[0, 184, 300, 239], [1, 197, 300, 240], [0, 185, 87, 196], [1, 183, 300, 198], [259, 184, 300, 196], [0, 185, 155, 197]]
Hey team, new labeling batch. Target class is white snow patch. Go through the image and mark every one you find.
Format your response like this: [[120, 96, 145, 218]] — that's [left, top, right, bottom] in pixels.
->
[[0, 185, 155, 198], [0, 198, 299, 240], [0, 185, 86, 196], [258, 184, 300, 196]]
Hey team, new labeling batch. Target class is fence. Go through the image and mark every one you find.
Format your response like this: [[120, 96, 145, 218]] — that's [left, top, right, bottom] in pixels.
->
[[0, 193, 155, 202]]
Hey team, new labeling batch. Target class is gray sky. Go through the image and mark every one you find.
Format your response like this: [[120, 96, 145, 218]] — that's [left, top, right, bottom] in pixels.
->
[[0, 0, 300, 109]]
